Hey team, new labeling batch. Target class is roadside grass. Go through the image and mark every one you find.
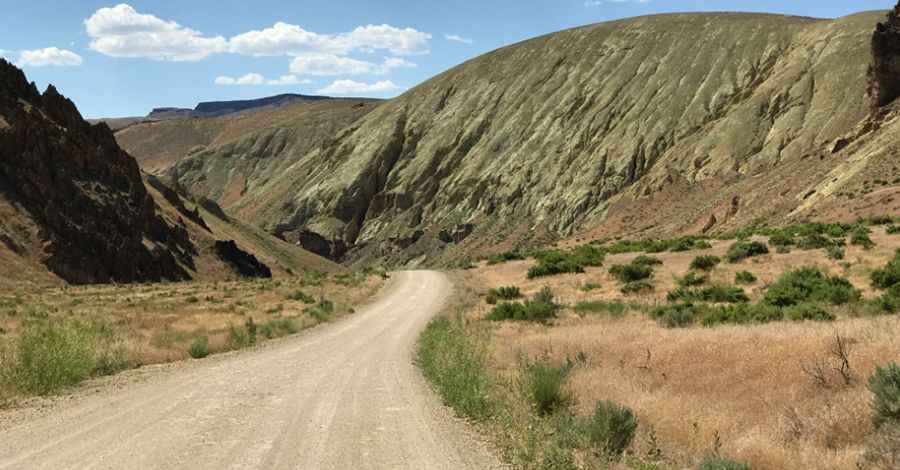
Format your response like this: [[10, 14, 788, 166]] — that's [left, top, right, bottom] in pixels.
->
[[0, 272, 384, 401]]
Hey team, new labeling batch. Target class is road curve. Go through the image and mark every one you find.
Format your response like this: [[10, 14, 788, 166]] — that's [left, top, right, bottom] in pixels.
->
[[0, 270, 501, 470]]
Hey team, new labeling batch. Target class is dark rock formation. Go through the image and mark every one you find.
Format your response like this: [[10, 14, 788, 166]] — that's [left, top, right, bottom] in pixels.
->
[[278, 229, 349, 261], [0, 59, 195, 284], [438, 224, 476, 244], [870, 3, 900, 109], [145, 175, 210, 231], [214, 240, 272, 278]]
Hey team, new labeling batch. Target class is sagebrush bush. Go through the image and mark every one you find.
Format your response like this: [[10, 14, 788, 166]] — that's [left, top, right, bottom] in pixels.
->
[[228, 324, 250, 349], [872, 250, 900, 290], [523, 358, 572, 416], [288, 290, 315, 303], [487, 251, 525, 265], [486, 286, 521, 304], [768, 232, 795, 247], [784, 303, 835, 322], [887, 225, 900, 235], [734, 271, 757, 284], [690, 255, 722, 271], [583, 400, 638, 457], [851, 226, 875, 250], [609, 263, 654, 283], [679, 271, 708, 287], [667, 284, 749, 304], [620, 280, 654, 295], [632, 255, 663, 267], [10, 320, 97, 395], [189, 336, 210, 359], [528, 246, 605, 279], [486, 288, 558, 323], [869, 362, 900, 429], [700, 303, 783, 326], [764, 267, 860, 307], [573, 301, 627, 318], [650, 303, 697, 328], [826, 245, 845, 260], [726, 240, 769, 263]]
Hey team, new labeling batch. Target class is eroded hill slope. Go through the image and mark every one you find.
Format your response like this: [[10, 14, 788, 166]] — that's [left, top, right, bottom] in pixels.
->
[[158, 11, 899, 265]]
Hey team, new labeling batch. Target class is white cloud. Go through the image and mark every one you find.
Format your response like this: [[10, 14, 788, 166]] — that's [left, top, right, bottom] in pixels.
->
[[267, 74, 312, 86], [317, 79, 401, 95], [445, 34, 473, 45], [215, 73, 313, 86], [288, 54, 415, 76], [85, 3, 227, 61], [17, 47, 83, 67], [228, 22, 430, 57], [214, 73, 265, 86]]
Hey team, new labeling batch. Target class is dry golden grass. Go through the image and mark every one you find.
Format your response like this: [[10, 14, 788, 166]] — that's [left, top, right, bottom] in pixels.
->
[[0, 273, 383, 374], [464, 226, 900, 469]]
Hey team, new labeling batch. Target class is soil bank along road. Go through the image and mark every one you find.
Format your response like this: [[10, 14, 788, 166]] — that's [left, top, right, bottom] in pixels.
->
[[0, 271, 501, 469]]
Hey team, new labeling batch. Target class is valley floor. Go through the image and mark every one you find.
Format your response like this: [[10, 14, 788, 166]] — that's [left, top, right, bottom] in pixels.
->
[[423, 225, 900, 470], [0, 271, 501, 469]]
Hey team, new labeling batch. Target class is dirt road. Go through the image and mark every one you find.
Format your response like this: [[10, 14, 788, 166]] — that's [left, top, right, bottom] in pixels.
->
[[0, 271, 501, 469]]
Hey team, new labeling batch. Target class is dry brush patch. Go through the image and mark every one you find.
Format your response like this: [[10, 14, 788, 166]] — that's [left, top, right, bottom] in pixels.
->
[[0, 272, 384, 401], [453, 226, 900, 469]]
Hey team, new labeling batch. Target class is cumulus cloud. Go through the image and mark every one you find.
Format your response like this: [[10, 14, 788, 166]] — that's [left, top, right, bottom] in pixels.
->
[[85, 5, 431, 63], [85, 4, 228, 61], [445, 34, 473, 45], [317, 79, 401, 95], [17, 47, 83, 67], [288, 54, 415, 76], [214, 73, 265, 86], [267, 74, 312, 86], [215, 73, 313, 86]]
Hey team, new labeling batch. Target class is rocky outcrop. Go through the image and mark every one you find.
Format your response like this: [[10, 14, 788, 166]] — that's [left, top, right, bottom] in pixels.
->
[[214, 240, 272, 278], [870, 3, 900, 109], [0, 59, 195, 284]]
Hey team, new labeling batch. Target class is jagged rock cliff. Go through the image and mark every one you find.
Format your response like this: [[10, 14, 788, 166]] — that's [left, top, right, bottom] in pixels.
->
[[0, 59, 195, 284], [871, 4, 900, 109], [145, 11, 900, 265]]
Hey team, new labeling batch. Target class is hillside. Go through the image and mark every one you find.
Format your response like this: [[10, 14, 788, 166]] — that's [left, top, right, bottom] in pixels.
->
[[139, 11, 900, 266], [117, 98, 381, 172], [0, 60, 339, 289]]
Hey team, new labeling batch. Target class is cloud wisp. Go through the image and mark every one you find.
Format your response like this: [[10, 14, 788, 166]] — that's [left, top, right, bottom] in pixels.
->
[[215, 73, 313, 86], [445, 34, 474, 45], [317, 79, 400, 95], [17, 47, 83, 67]]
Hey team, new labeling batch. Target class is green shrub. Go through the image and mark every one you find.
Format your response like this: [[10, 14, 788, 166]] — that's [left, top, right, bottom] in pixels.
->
[[872, 250, 900, 290], [667, 285, 749, 304], [851, 226, 875, 250], [9, 320, 97, 395], [797, 233, 841, 250], [698, 455, 750, 470], [650, 304, 698, 328], [691, 255, 722, 272], [487, 288, 558, 323], [700, 303, 783, 326], [887, 225, 900, 235], [784, 303, 835, 322], [245, 317, 258, 344], [228, 324, 251, 349], [418, 316, 491, 420], [764, 267, 860, 307], [669, 236, 712, 252], [869, 362, 900, 429], [826, 245, 845, 260], [768, 232, 795, 247], [523, 358, 572, 416], [189, 336, 210, 359], [679, 272, 708, 287], [288, 290, 315, 303], [486, 286, 521, 304], [734, 271, 757, 284], [609, 263, 654, 283], [867, 215, 895, 226], [632, 255, 663, 267], [528, 246, 606, 279], [726, 241, 769, 263], [487, 251, 525, 265], [580, 282, 601, 292], [573, 301, 627, 318], [583, 400, 638, 457], [621, 281, 654, 295]]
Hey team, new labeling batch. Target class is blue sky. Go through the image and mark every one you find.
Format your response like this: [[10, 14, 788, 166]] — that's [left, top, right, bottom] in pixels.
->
[[1, 0, 895, 118]]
